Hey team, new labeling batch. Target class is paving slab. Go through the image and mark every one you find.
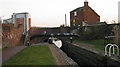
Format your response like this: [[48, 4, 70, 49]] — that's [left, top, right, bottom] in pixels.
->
[[2, 45, 26, 63]]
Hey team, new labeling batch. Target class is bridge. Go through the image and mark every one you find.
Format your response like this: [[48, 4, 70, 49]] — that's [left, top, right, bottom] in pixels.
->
[[24, 27, 81, 44], [29, 33, 80, 44], [24, 24, 119, 45]]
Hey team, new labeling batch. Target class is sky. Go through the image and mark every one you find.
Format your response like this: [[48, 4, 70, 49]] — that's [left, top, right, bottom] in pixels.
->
[[0, 0, 120, 27]]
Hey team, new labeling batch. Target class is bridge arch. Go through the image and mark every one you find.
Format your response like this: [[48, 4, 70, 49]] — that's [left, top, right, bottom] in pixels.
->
[[29, 34, 80, 44]]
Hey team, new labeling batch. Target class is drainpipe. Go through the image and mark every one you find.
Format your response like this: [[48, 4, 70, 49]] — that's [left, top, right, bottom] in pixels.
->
[[23, 13, 28, 45], [24, 13, 27, 35]]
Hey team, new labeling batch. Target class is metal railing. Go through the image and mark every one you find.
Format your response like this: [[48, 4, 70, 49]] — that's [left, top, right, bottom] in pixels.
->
[[105, 44, 119, 56]]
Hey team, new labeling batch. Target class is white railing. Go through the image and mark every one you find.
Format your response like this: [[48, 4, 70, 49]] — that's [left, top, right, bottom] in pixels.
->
[[105, 44, 119, 56]]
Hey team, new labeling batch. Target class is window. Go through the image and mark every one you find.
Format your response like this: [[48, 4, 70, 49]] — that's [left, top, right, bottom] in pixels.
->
[[73, 19, 76, 23], [74, 11, 77, 16]]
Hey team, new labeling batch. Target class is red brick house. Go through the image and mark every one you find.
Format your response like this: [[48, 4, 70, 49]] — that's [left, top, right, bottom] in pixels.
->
[[70, 0, 100, 27]]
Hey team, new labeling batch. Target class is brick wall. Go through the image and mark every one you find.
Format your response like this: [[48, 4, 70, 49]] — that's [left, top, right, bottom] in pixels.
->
[[83, 6, 100, 22], [2, 24, 23, 47]]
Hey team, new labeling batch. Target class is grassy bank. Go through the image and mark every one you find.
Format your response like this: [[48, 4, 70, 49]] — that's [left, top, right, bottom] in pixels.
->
[[3, 45, 56, 65], [1, 46, 8, 50], [74, 39, 105, 50]]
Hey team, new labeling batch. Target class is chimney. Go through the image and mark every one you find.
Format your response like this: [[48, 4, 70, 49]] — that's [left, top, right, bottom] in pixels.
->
[[84, 0, 88, 6]]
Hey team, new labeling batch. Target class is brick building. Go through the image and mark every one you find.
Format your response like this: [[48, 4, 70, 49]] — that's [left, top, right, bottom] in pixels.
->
[[70, 0, 100, 27], [13, 12, 31, 35], [3, 12, 31, 35]]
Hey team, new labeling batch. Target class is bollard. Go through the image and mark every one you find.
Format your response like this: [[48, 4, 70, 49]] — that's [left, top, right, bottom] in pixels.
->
[[70, 37, 73, 43]]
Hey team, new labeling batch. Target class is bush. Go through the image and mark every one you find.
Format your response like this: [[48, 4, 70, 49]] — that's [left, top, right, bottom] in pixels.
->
[[80, 25, 113, 40]]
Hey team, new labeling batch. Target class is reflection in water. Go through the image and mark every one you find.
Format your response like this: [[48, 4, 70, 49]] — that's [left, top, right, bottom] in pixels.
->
[[53, 40, 62, 48], [48, 37, 62, 48]]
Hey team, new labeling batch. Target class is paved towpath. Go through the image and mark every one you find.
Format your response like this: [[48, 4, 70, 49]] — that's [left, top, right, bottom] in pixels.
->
[[1, 43, 71, 65], [33, 43, 48, 45], [2, 45, 26, 63]]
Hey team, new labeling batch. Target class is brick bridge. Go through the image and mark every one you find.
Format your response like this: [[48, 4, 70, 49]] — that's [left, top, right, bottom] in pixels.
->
[[30, 34, 79, 44], [25, 27, 80, 44]]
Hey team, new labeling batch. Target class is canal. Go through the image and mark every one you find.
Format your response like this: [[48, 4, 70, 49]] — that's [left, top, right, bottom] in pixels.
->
[[52, 39, 120, 66]]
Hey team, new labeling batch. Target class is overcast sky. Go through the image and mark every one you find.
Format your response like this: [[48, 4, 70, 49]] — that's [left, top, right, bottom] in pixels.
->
[[0, 0, 120, 27]]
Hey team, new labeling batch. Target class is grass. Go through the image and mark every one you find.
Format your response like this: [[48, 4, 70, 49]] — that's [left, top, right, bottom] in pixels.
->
[[3, 45, 56, 65], [76, 39, 120, 55], [74, 39, 105, 50], [0, 46, 8, 50]]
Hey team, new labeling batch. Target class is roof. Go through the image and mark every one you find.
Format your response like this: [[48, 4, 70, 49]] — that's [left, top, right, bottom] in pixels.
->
[[88, 7, 100, 17], [70, 7, 84, 12], [14, 12, 29, 15]]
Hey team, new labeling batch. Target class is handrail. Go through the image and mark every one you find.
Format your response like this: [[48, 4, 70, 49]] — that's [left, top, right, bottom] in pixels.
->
[[105, 44, 113, 55], [105, 44, 119, 56], [111, 44, 119, 56]]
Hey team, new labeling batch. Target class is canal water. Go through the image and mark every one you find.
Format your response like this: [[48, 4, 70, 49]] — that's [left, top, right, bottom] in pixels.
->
[[51, 38, 120, 66], [53, 40, 62, 48]]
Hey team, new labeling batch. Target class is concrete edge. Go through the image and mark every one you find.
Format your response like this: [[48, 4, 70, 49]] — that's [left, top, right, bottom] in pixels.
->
[[52, 44, 78, 65]]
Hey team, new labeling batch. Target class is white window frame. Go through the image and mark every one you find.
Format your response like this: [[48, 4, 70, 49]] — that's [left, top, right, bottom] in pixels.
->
[[74, 11, 77, 16]]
